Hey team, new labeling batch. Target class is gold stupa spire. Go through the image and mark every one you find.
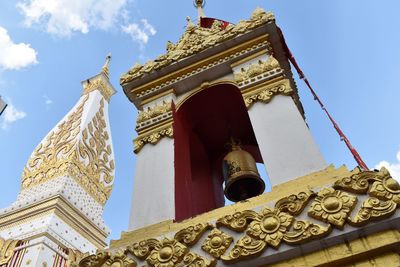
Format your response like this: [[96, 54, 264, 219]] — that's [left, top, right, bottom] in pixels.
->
[[194, 0, 205, 21], [101, 53, 112, 79]]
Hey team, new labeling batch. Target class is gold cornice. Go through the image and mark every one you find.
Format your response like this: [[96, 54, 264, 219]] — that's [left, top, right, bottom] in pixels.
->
[[120, 8, 274, 86], [0, 196, 107, 248], [140, 88, 176, 106], [78, 166, 400, 267], [128, 34, 269, 101], [134, 121, 173, 153], [230, 49, 268, 68], [242, 77, 293, 108]]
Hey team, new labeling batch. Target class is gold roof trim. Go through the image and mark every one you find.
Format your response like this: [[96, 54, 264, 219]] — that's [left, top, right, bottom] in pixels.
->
[[120, 7, 275, 85]]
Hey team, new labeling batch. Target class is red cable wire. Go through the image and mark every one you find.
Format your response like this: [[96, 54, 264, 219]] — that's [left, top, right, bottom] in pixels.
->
[[277, 27, 369, 171]]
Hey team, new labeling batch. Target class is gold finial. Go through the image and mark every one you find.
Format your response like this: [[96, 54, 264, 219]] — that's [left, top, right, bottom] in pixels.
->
[[101, 53, 112, 79], [194, 0, 205, 21]]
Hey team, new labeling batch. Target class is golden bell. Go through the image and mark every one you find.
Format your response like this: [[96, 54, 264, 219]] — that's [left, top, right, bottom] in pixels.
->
[[223, 143, 265, 202]]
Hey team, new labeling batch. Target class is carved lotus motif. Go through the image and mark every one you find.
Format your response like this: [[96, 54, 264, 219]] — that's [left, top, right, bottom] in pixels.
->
[[147, 238, 188, 267], [246, 207, 293, 248], [308, 188, 357, 228], [369, 171, 400, 204], [201, 229, 233, 258]]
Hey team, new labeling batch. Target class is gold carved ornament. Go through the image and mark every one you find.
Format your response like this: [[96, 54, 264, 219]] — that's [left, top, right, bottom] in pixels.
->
[[0, 238, 19, 265], [234, 55, 281, 83], [136, 101, 172, 124], [120, 8, 275, 85], [22, 96, 115, 205], [82, 78, 115, 103], [134, 124, 173, 153], [77, 167, 400, 266], [243, 80, 294, 108]]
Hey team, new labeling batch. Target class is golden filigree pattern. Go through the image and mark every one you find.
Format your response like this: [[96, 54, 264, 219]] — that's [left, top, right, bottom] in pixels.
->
[[78, 99, 115, 185], [283, 220, 331, 245], [243, 82, 293, 108], [201, 229, 233, 258], [348, 197, 397, 226], [120, 8, 275, 84], [176, 252, 216, 267], [79, 252, 110, 267], [369, 168, 400, 204], [275, 191, 316, 216], [134, 125, 173, 153], [308, 188, 357, 228], [146, 238, 188, 267], [103, 252, 137, 267], [76, 168, 400, 266], [216, 210, 258, 232], [174, 223, 212, 246], [0, 238, 18, 265], [21, 94, 115, 205], [83, 77, 115, 102], [67, 249, 89, 267], [137, 101, 172, 124], [247, 207, 293, 248], [221, 235, 266, 263], [234, 56, 280, 83]]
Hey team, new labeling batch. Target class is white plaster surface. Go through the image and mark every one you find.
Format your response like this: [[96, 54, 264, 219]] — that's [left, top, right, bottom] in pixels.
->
[[248, 95, 327, 186], [129, 137, 175, 230], [0, 213, 97, 253]]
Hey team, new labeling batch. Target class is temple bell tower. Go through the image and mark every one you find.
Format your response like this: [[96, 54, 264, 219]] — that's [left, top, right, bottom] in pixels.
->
[[121, 6, 326, 230]]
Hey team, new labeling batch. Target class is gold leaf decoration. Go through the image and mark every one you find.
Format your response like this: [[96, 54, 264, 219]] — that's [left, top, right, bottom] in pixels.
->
[[128, 239, 161, 260], [82, 77, 115, 102], [348, 197, 397, 227], [333, 168, 378, 194], [0, 238, 18, 265], [79, 252, 110, 267], [134, 125, 173, 153], [247, 207, 293, 248], [244, 82, 293, 108], [174, 223, 212, 246], [275, 191, 316, 216], [234, 56, 280, 83], [120, 8, 275, 85], [216, 210, 258, 232], [67, 249, 89, 267], [221, 235, 266, 263], [146, 238, 188, 267], [308, 188, 357, 228], [369, 168, 400, 204], [283, 220, 331, 245], [137, 101, 172, 124], [201, 229, 233, 258], [103, 252, 137, 267], [176, 252, 216, 267]]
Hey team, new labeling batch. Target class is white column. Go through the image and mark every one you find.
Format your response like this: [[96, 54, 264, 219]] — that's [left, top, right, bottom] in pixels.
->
[[128, 137, 175, 230], [248, 95, 327, 186]]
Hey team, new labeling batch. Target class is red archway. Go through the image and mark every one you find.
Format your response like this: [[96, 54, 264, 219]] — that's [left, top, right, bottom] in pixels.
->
[[173, 83, 263, 221]]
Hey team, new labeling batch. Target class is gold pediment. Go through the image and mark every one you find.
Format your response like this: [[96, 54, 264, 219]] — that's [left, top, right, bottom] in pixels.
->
[[120, 8, 275, 85]]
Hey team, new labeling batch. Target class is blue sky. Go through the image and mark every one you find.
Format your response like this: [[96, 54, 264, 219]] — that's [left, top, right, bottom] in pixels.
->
[[0, 0, 399, 242]]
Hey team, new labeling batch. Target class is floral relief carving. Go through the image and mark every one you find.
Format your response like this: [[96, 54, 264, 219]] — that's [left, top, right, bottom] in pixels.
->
[[201, 229, 233, 258], [77, 168, 400, 267], [234, 56, 280, 83], [174, 223, 212, 246], [134, 125, 173, 153], [146, 238, 188, 267], [308, 188, 357, 228], [243, 82, 293, 108], [348, 197, 397, 226], [247, 207, 293, 248]]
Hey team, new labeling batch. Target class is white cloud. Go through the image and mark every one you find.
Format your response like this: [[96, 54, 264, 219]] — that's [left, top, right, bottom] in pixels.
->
[[122, 19, 156, 45], [17, 0, 128, 37], [375, 148, 400, 182], [1, 102, 27, 129], [43, 94, 52, 105], [0, 26, 37, 70]]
